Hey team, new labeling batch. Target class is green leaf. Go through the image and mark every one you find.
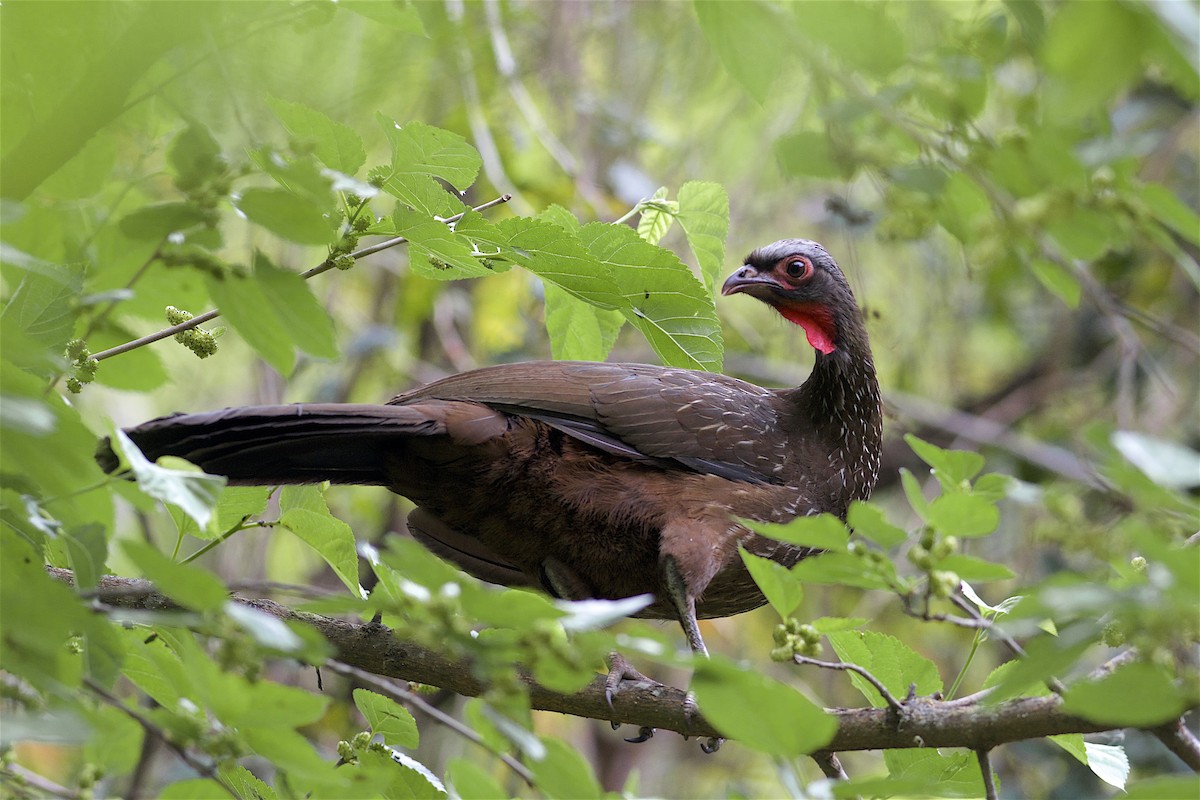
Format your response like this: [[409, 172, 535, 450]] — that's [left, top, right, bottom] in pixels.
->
[[378, 115, 479, 216], [1051, 736, 1130, 790], [235, 187, 336, 245], [204, 272, 296, 376], [161, 779, 230, 799], [1139, 182, 1200, 246], [791, 551, 896, 590], [252, 251, 339, 359], [692, 657, 836, 754], [1125, 776, 1200, 799], [847, 501, 907, 548], [168, 124, 223, 191], [543, 282, 624, 362], [353, 688, 419, 748], [937, 553, 1014, 581], [810, 616, 868, 634], [1043, 1, 1150, 119], [446, 759, 507, 800], [119, 202, 211, 240], [826, 630, 943, 707], [576, 222, 723, 370], [635, 187, 676, 245], [113, 429, 226, 530], [937, 173, 991, 244], [904, 434, 985, 486], [899, 468, 929, 519], [394, 208, 492, 279], [1, 262, 82, 351], [1061, 661, 1187, 727], [883, 749, 982, 798], [529, 737, 603, 800], [121, 539, 228, 612], [677, 180, 728, 295], [268, 98, 366, 175], [220, 765, 279, 800], [927, 493, 1000, 538], [748, 513, 848, 551], [62, 524, 107, 592], [1030, 257, 1081, 308], [793, 0, 907, 78], [279, 507, 362, 597], [694, 0, 790, 103], [775, 131, 848, 180], [739, 547, 803, 618]]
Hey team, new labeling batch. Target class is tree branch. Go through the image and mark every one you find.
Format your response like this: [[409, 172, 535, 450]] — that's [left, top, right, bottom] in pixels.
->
[[50, 568, 1191, 759]]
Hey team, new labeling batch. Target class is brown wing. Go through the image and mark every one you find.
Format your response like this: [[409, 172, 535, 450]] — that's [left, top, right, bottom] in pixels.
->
[[392, 361, 792, 484]]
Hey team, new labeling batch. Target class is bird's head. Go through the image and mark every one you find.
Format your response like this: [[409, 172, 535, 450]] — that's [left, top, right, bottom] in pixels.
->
[[720, 239, 857, 355]]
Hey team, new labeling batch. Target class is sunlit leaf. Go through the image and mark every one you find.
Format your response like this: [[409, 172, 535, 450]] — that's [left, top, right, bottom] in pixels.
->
[[353, 689, 419, 748], [739, 547, 803, 618], [268, 98, 366, 175]]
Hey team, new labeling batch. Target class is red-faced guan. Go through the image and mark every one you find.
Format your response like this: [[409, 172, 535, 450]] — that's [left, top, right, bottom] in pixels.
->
[[98, 239, 882, 669]]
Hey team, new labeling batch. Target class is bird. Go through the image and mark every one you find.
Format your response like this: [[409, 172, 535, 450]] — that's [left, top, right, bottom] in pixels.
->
[[98, 238, 882, 676]]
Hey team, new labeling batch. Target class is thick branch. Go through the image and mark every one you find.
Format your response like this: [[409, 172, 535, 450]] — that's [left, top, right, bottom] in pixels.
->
[[49, 569, 1188, 756]]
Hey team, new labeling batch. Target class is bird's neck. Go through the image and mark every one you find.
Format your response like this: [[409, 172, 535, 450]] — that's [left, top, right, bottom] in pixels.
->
[[793, 331, 882, 505]]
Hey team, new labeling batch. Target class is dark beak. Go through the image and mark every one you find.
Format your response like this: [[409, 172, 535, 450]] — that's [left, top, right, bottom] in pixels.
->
[[721, 265, 781, 297]]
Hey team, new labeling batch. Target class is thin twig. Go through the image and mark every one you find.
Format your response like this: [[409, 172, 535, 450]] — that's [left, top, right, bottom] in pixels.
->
[[810, 751, 849, 781], [792, 655, 905, 714], [976, 748, 998, 800], [88, 194, 512, 362], [82, 678, 238, 799], [0, 764, 80, 800], [1151, 717, 1200, 772], [325, 660, 535, 786]]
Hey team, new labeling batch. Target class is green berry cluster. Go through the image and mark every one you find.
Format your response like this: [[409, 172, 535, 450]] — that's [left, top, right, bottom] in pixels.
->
[[64, 339, 98, 393], [366, 166, 390, 188], [907, 529, 960, 598], [166, 306, 218, 359], [770, 618, 821, 662]]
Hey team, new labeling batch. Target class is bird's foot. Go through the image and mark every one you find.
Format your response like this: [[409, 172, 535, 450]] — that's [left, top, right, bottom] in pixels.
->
[[683, 690, 723, 754], [604, 651, 653, 711], [605, 652, 657, 743]]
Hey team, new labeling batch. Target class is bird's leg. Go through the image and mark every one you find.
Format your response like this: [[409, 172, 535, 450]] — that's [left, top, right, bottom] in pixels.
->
[[663, 556, 722, 753], [542, 559, 655, 737]]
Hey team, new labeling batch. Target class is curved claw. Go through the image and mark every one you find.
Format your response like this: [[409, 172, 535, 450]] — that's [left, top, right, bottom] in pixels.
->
[[604, 652, 651, 714], [700, 736, 723, 754], [624, 726, 656, 744]]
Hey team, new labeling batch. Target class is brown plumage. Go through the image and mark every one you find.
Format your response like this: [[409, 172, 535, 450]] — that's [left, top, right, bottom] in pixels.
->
[[99, 239, 882, 658]]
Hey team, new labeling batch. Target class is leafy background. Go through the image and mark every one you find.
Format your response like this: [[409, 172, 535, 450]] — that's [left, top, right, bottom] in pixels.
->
[[1, 1, 1197, 798]]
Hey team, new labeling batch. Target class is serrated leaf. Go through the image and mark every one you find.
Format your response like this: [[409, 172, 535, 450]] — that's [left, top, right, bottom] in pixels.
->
[[739, 547, 803, 618], [748, 513, 848, 551], [279, 508, 362, 597], [677, 180, 728, 294], [927, 493, 1000, 538], [577, 222, 722, 370], [378, 115, 478, 216], [636, 187, 676, 245], [847, 501, 907, 548], [268, 98, 366, 175], [1111, 430, 1200, 490], [353, 688, 419, 748], [826, 630, 943, 707], [113, 429, 225, 530], [1, 263, 82, 350], [121, 539, 228, 612], [1051, 736, 1130, 790], [692, 657, 835, 754], [394, 208, 492, 279], [253, 251, 338, 359], [236, 187, 336, 245], [810, 616, 868, 633], [220, 765, 279, 800]]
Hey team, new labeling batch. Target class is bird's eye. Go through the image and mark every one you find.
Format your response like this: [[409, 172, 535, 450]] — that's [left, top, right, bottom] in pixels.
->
[[785, 258, 810, 279]]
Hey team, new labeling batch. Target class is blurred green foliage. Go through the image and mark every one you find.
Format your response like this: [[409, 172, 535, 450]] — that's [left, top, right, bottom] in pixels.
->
[[2, 1, 1197, 798]]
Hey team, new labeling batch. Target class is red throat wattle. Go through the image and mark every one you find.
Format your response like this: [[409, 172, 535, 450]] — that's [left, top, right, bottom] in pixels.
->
[[777, 303, 837, 354]]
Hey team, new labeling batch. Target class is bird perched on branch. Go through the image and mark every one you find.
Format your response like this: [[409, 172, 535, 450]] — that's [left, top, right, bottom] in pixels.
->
[[99, 239, 881, 670]]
